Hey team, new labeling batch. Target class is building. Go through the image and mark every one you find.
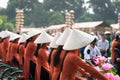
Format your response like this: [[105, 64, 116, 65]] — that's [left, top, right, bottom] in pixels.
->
[[46, 21, 112, 34], [111, 23, 119, 32], [45, 24, 65, 34], [21, 27, 45, 33], [74, 21, 112, 33]]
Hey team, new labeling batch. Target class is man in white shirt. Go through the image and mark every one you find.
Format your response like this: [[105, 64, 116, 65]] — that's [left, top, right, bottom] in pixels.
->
[[97, 34, 109, 57], [84, 38, 102, 60]]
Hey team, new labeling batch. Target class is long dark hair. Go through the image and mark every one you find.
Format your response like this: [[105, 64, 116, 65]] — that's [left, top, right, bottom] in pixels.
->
[[48, 48, 54, 64], [60, 51, 69, 71], [34, 44, 41, 57], [17, 43, 21, 54], [91, 38, 97, 46], [53, 45, 63, 66], [25, 36, 34, 48], [25, 39, 30, 48]]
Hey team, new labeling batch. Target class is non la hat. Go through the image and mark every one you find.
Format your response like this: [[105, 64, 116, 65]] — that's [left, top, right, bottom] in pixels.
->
[[18, 33, 28, 43], [56, 28, 72, 45], [5, 30, 14, 35], [9, 33, 15, 41], [0, 31, 4, 38], [9, 33, 21, 41], [90, 32, 94, 35], [34, 31, 53, 44], [114, 31, 120, 38], [104, 31, 110, 34], [26, 29, 41, 40], [63, 29, 94, 50], [0, 30, 13, 39], [49, 32, 62, 48]]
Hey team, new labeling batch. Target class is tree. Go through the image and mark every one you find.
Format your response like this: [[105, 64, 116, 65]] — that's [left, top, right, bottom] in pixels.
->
[[6, 0, 41, 26], [6, 0, 18, 22], [30, 4, 65, 27], [4, 0, 120, 28], [47, 11, 65, 25], [0, 15, 14, 31], [0, 8, 6, 15], [78, 11, 93, 22], [4, 0, 88, 27], [88, 0, 117, 24], [43, 0, 66, 11], [3, 22, 14, 31], [29, 4, 48, 27], [43, 0, 84, 22], [113, 0, 120, 14]]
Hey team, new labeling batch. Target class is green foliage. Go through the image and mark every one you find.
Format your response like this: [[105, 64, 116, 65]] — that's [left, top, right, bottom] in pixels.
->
[[4, 23, 14, 31], [0, 8, 6, 15], [78, 12, 93, 22], [0, 15, 8, 22], [47, 11, 65, 25], [1, 0, 120, 28], [88, 0, 118, 23], [113, 0, 120, 13], [44, 0, 84, 21], [29, 4, 48, 27], [6, 0, 18, 21], [0, 15, 14, 31], [43, 0, 66, 11]]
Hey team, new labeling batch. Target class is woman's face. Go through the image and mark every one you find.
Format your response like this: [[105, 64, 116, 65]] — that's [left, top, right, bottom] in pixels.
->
[[91, 41, 97, 48], [93, 42, 97, 47]]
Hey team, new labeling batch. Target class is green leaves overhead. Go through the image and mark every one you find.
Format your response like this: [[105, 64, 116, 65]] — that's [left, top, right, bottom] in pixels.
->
[[88, 0, 118, 24], [0, 0, 120, 28], [0, 15, 14, 31]]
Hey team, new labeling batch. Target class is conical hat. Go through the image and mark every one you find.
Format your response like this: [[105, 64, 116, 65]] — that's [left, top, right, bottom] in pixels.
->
[[18, 33, 28, 43], [26, 29, 41, 40], [9, 33, 15, 41], [104, 31, 110, 34], [0, 30, 13, 39], [9, 33, 21, 41], [115, 31, 120, 37], [0, 31, 4, 38], [34, 31, 53, 44], [49, 32, 62, 48], [56, 28, 72, 45], [63, 29, 94, 50], [5, 30, 13, 35]]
